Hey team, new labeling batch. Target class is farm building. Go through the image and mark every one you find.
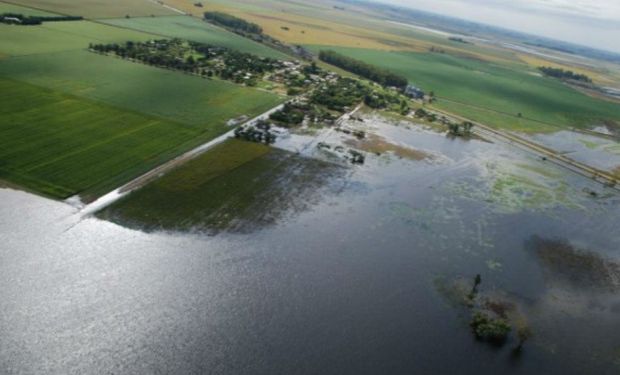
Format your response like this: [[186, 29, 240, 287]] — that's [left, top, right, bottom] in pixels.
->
[[404, 85, 425, 99]]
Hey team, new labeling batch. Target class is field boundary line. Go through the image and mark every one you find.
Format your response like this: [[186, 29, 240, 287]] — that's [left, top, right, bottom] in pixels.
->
[[78, 102, 287, 216]]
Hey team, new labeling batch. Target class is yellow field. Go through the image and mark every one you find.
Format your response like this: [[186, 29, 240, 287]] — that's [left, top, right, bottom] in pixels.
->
[[516, 53, 615, 86], [163, 0, 518, 65]]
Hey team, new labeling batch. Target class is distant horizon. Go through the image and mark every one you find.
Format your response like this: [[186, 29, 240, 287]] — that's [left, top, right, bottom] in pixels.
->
[[376, 0, 620, 54]]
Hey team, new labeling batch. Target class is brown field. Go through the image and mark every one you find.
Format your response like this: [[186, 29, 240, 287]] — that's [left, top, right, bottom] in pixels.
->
[[345, 134, 434, 161]]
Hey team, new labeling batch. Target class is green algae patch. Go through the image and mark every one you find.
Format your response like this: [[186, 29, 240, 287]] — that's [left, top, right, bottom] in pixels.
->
[[578, 138, 604, 150], [446, 156, 588, 214], [98, 139, 346, 234]]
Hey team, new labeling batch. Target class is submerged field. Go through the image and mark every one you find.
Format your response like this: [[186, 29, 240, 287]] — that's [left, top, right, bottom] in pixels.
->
[[308, 46, 620, 132], [101, 16, 289, 59], [99, 139, 346, 233]]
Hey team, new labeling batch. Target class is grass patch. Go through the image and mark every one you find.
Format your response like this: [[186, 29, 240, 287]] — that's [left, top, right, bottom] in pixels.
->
[[0, 50, 283, 127], [307, 46, 620, 132], [6, 0, 176, 18], [0, 78, 211, 200], [0, 2, 58, 16], [99, 139, 345, 233], [100, 15, 289, 59], [0, 20, 154, 56]]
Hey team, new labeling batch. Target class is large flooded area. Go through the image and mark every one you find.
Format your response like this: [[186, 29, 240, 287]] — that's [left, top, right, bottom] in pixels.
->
[[2, 113, 620, 374]]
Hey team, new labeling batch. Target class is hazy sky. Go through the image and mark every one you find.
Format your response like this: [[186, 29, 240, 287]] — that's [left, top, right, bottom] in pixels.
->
[[381, 0, 620, 53]]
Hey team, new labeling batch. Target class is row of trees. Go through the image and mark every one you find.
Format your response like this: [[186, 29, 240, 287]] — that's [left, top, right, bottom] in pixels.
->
[[318, 50, 408, 89], [0, 13, 82, 25], [538, 66, 592, 83], [203, 12, 262, 34]]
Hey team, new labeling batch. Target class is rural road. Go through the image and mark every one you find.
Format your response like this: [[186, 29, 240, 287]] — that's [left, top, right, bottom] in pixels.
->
[[430, 106, 620, 191]]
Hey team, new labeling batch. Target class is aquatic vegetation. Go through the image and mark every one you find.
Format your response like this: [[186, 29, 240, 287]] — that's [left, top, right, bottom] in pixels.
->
[[604, 143, 620, 156], [470, 312, 511, 343], [578, 138, 604, 150], [446, 155, 587, 214], [436, 276, 532, 348], [527, 236, 620, 292]]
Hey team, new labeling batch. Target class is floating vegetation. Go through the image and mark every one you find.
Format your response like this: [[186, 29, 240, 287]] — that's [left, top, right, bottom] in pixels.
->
[[446, 155, 587, 214], [527, 236, 620, 292]]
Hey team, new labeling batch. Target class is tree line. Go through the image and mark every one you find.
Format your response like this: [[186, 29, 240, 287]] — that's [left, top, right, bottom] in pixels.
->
[[538, 66, 592, 83], [318, 50, 408, 89], [0, 13, 82, 25], [203, 12, 262, 34]]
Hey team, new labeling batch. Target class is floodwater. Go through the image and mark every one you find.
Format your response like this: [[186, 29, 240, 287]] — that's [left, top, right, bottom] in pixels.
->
[[2, 114, 620, 374], [526, 130, 620, 174]]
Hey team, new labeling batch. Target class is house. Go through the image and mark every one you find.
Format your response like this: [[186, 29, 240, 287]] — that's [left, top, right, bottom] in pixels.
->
[[404, 85, 425, 99]]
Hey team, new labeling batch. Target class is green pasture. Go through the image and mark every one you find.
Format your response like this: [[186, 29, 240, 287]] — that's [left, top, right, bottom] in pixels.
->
[[0, 20, 153, 56], [5, 0, 175, 18], [0, 50, 283, 127], [0, 1, 57, 16], [308, 46, 620, 131], [101, 16, 289, 59]]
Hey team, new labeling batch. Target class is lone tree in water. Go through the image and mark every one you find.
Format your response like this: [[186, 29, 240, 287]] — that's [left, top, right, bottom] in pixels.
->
[[468, 274, 482, 300], [514, 324, 533, 353]]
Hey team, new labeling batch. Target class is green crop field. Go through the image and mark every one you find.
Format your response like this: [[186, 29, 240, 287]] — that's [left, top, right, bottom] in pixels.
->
[[0, 2, 57, 16], [0, 20, 154, 56], [0, 78, 206, 199], [5, 0, 176, 18], [0, 13, 285, 200], [308, 46, 620, 132], [0, 50, 283, 127], [101, 16, 289, 59]]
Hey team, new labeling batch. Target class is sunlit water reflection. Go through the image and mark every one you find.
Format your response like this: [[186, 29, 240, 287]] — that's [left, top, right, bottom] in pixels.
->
[[2, 117, 620, 374]]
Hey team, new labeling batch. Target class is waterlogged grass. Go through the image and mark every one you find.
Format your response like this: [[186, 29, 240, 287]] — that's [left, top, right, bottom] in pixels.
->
[[0, 78, 213, 200], [99, 139, 345, 233], [101, 16, 289, 59], [0, 50, 283, 127], [308, 46, 620, 132]]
